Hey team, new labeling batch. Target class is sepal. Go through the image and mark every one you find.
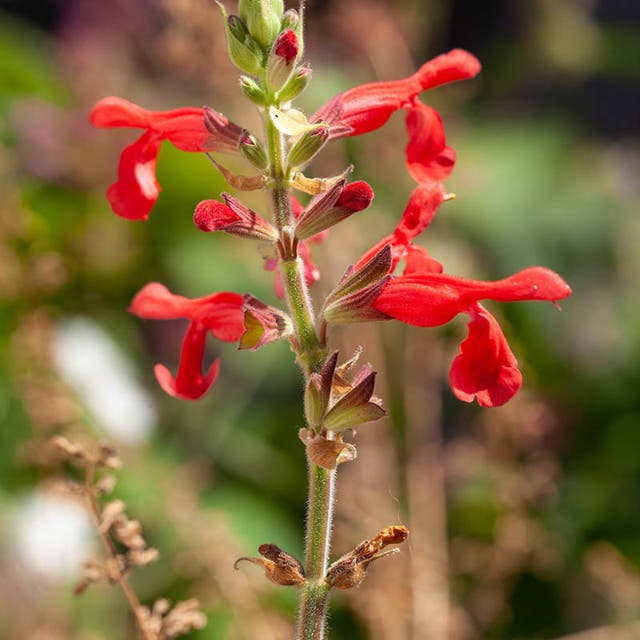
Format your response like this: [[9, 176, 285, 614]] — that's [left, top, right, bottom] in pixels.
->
[[239, 0, 281, 48], [266, 29, 299, 92], [287, 124, 329, 169], [322, 244, 392, 324], [238, 130, 268, 169], [239, 294, 292, 351], [303, 351, 338, 428], [218, 4, 263, 76], [203, 106, 244, 152], [239, 75, 267, 105], [295, 180, 373, 239], [323, 371, 386, 431], [276, 63, 311, 103]]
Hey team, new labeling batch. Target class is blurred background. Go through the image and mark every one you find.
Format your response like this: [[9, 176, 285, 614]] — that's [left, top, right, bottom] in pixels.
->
[[0, 0, 639, 638]]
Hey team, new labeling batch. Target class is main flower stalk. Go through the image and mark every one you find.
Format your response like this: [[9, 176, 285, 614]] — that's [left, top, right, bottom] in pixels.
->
[[264, 92, 333, 639]]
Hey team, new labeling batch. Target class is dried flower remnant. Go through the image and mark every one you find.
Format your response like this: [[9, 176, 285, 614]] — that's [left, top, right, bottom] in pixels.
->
[[326, 525, 410, 590], [235, 544, 306, 586], [52, 436, 206, 639]]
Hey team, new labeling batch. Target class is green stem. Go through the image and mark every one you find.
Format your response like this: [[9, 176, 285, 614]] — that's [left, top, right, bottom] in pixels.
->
[[264, 104, 334, 639]]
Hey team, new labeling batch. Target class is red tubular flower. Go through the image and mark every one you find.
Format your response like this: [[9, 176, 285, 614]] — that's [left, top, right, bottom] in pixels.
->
[[374, 267, 571, 327], [90, 97, 243, 220], [129, 283, 244, 400], [313, 49, 480, 136], [312, 49, 479, 183], [373, 267, 571, 406]]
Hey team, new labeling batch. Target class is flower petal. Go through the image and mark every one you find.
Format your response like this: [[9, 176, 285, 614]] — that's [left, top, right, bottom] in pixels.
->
[[405, 101, 456, 183], [106, 130, 161, 220], [153, 322, 221, 400], [130, 284, 244, 340], [449, 304, 522, 407]]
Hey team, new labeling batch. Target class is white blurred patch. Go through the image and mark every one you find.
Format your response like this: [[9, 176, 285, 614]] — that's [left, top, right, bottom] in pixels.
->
[[12, 490, 93, 582], [53, 317, 156, 445]]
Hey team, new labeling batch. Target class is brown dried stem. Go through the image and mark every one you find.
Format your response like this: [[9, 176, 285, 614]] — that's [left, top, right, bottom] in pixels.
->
[[82, 461, 149, 640]]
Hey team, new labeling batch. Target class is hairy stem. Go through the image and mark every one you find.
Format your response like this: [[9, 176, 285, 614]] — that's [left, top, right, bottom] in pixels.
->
[[84, 464, 148, 640], [264, 106, 334, 639]]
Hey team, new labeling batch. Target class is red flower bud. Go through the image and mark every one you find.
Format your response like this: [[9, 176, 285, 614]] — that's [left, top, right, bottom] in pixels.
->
[[274, 29, 298, 63]]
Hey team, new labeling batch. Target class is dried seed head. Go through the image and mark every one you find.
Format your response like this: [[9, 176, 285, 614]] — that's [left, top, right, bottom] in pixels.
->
[[99, 499, 126, 533], [95, 474, 117, 495], [326, 525, 409, 590], [52, 435, 87, 460], [235, 543, 305, 586], [128, 547, 160, 567]]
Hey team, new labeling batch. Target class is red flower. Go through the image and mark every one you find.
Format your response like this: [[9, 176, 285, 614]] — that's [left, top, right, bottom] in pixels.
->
[[374, 266, 571, 406], [355, 181, 446, 271], [129, 283, 244, 400], [90, 98, 243, 220], [312, 49, 480, 183]]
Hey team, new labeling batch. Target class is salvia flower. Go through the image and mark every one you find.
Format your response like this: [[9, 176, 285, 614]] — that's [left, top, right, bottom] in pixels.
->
[[90, 98, 243, 220], [374, 266, 571, 406], [312, 49, 480, 183], [129, 283, 244, 400]]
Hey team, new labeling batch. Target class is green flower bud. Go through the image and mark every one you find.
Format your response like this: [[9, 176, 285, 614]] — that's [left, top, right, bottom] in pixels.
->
[[239, 75, 267, 105], [218, 4, 263, 75], [287, 125, 329, 169], [282, 7, 304, 58], [240, 0, 281, 48], [277, 63, 311, 103], [239, 131, 269, 170]]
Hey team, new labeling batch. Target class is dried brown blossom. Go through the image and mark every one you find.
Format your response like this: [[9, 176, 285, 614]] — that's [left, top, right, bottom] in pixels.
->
[[53, 436, 205, 639], [326, 525, 409, 589], [235, 544, 305, 586]]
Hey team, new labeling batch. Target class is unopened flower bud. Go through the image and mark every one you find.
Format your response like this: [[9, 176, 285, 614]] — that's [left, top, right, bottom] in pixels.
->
[[266, 29, 299, 92], [239, 131, 268, 170], [277, 63, 311, 103], [194, 195, 277, 242], [281, 8, 304, 57], [287, 125, 329, 169], [295, 180, 374, 239], [240, 0, 281, 48], [218, 4, 262, 76], [281, 8, 299, 31], [239, 75, 267, 105], [227, 14, 248, 41]]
